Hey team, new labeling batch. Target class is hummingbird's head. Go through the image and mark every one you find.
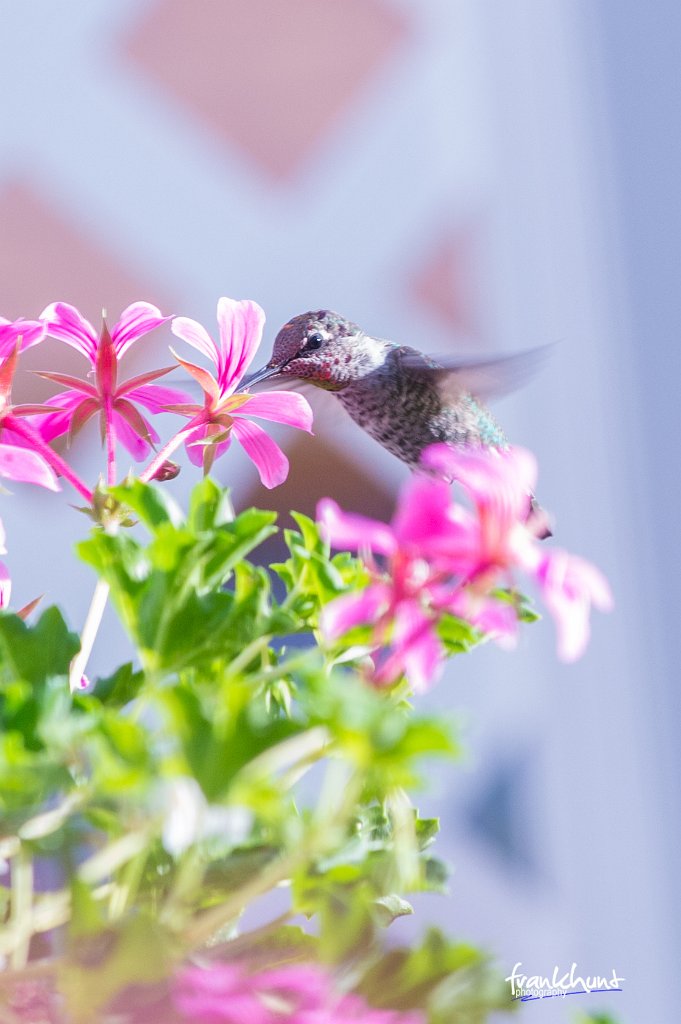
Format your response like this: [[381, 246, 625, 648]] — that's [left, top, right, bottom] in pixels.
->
[[241, 310, 369, 392]]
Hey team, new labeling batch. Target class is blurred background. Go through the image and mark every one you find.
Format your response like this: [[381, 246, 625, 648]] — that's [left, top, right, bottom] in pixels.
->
[[0, 1, 678, 1020]]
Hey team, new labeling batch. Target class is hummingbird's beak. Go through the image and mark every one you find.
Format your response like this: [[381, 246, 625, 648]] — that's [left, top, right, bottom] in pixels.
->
[[238, 363, 283, 391]]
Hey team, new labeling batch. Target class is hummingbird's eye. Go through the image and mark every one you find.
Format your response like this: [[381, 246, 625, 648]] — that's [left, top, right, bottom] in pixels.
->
[[305, 331, 324, 351]]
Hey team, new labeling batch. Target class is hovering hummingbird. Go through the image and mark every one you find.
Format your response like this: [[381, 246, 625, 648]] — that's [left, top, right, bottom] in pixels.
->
[[241, 310, 551, 535]]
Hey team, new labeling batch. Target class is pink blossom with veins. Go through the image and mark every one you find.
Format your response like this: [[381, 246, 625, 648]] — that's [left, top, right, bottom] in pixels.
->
[[318, 444, 613, 691], [173, 962, 423, 1024], [317, 471, 480, 691], [169, 298, 313, 487], [0, 323, 63, 492], [37, 301, 190, 467], [0, 316, 46, 357]]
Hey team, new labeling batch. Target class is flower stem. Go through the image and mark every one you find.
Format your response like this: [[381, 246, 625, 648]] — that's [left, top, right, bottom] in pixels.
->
[[69, 578, 110, 692], [9, 846, 33, 969], [7, 417, 93, 503]]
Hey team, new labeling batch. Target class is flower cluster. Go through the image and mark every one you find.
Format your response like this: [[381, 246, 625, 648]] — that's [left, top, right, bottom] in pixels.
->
[[318, 444, 612, 690], [173, 962, 423, 1024], [0, 298, 313, 495]]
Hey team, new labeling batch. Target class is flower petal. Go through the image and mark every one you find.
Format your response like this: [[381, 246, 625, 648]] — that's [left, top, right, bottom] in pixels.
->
[[123, 383, 195, 413], [184, 423, 231, 467], [170, 349, 221, 405], [231, 417, 288, 488], [112, 408, 156, 460], [371, 602, 442, 692], [0, 561, 10, 609], [216, 297, 266, 393], [235, 390, 314, 432], [321, 584, 391, 640], [171, 316, 220, 367], [0, 318, 46, 356], [40, 302, 98, 363], [423, 443, 537, 514], [111, 302, 171, 358], [316, 499, 397, 557], [536, 549, 613, 662], [0, 443, 59, 490], [392, 473, 459, 551]]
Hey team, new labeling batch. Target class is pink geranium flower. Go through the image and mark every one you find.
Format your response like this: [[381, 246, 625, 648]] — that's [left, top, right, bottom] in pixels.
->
[[534, 548, 613, 661], [0, 316, 46, 357], [173, 962, 423, 1024], [318, 472, 479, 691], [319, 444, 612, 691], [0, 328, 62, 491], [37, 301, 189, 470], [169, 298, 313, 487]]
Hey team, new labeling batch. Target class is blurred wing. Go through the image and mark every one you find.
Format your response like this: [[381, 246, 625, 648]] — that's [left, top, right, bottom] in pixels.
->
[[392, 343, 553, 401]]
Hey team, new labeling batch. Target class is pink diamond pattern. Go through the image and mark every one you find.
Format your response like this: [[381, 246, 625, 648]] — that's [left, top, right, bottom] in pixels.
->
[[125, 0, 409, 181]]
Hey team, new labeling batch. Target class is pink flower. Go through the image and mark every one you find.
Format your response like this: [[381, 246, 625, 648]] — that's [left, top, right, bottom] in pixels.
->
[[534, 548, 613, 661], [0, 338, 61, 491], [37, 301, 189, 462], [170, 298, 313, 487], [173, 962, 423, 1024], [0, 316, 46, 357], [319, 444, 612, 689], [318, 472, 477, 691]]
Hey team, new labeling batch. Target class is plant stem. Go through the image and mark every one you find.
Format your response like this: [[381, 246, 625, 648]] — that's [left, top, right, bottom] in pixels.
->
[[6, 417, 93, 502], [69, 578, 110, 691], [9, 846, 33, 969]]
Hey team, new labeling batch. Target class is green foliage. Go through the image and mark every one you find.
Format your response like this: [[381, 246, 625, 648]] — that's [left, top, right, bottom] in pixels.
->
[[0, 479, 538, 1023]]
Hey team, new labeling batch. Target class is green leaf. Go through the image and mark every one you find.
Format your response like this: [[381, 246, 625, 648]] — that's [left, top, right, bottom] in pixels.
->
[[188, 476, 235, 532], [109, 478, 184, 529], [0, 607, 80, 686], [93, 662, 144, 706], [357, 928, 509, 1015]]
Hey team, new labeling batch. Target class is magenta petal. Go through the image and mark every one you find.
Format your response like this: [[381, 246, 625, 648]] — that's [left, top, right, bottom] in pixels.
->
[[392, 474, 458, 551], [184, 423, 232, 467], [0, 318, 46, 356], [112, 410, 154, 460], [231, 417, 288, 488], [216, 297, 266, 392], [254, 965, 329, 1006], [423, 443, 537, 516], [123, 383, 195, 413], [34, 391, 88, 443], [394, 602, 442, 692], [171, 316, 220, 367], [536, 549, 613, 662], [238, 390, 314, 432], [321, 584, 391, 640], [0, 443, 59, 490], [40, 302, 97, 363], [0, 561, 10, 608], [111, 302, 170, 358], [316, 499, 397, 557]]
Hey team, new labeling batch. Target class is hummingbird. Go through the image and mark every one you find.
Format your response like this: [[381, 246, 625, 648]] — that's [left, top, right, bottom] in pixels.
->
[[241, 310, 551, 534]]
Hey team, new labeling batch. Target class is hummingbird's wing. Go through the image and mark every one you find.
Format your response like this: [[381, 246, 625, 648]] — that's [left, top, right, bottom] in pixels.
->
[[392, 344, 552, 401]]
